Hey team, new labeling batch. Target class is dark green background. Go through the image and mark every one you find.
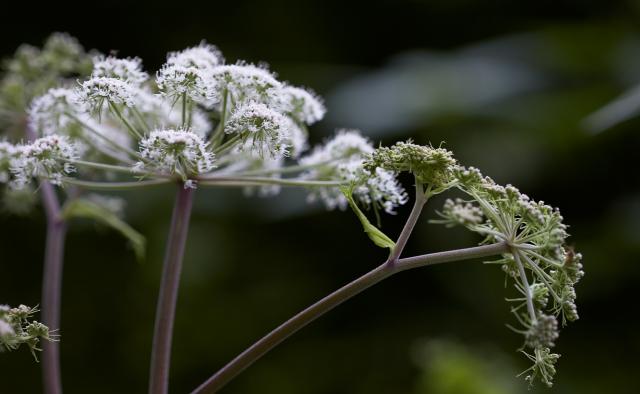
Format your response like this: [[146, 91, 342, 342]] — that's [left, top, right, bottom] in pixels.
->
[[1, 0, 639, 393]]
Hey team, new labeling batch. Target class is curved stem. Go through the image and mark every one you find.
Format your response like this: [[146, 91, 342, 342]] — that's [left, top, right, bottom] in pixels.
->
[[149, 184, 195, 394], [190, 241, 509, 394], [387, 180, 427, 264]]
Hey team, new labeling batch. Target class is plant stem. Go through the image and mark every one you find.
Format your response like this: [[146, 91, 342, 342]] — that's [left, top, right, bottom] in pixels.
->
[[190, 241, 509, 394], [212, 133, 242, 156], [231, 159, 336, 177], [387, 180, 427, 263], [40, 181, 67, 394], [513, 249, 537, 324], [210, 89, 228, 147], [65, 112, 142, 160], [149, 184, 195, 394], [26, 124, 67, 394], [63, 178, 172, 190], [109, 102, 143, 140], [198, 176, 346, 188], [71, 159, 170, 178]]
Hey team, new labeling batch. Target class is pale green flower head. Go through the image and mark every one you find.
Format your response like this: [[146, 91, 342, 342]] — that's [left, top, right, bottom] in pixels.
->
[[0, 304, 56, 360], [0, 33, 93, 138], [432, 164, 584, 387], [364, 141, 457, 190]]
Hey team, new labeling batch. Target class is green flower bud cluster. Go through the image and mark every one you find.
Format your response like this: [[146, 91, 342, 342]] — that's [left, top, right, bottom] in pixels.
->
[[0, 304, 56, 360], [363, 141, 457, 193], [431, 164, 583, 387], [0, 33, 93, 137]]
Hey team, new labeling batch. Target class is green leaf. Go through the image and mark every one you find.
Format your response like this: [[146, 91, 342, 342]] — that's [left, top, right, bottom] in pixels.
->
[[340, 186, 395, 250], [61, 198, 146, 262]]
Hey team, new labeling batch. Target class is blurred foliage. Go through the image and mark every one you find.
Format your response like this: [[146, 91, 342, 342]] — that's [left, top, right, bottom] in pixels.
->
[[412, 339, 523, 394], [1, 0, 640, 393]]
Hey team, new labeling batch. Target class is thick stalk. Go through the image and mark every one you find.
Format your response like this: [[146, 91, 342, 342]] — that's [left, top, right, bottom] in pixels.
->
[[149, 184, 195, 394], [40, 181, 67, 394], [26, 124, 67, 394], [190, 241, 509, 394]]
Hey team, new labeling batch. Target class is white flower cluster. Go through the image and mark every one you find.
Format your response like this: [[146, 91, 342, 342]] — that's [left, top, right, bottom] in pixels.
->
[[8, 135, 78, 187], [91, 56, 149, 86], [0, 141, 19, 183], [157, 43, 223, 106], [211, 64, 281, 104], [226, 101, 301, 158], [276, 85, 326, 125], [437, 198, 484, 227], [301, 130, 407, 213], [136, 128, 215, 182], [14, 40, 409, 220], [76, 76, 138, 111]]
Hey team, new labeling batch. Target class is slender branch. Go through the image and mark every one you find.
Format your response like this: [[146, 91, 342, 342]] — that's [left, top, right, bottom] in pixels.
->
[[395, 241, 510, 272], [212, 133, 242, 156], [231, 159, 337, 177], [190, 241, 509, 394], [71, 159, 143, 175], [149, 184, 195, 394], [109, 102, 143, 140], [210, 89, 228, 147], [387, 179, 427, 264], [181, 93, 187, 128], [62, 178, 172, 190], [198, 176, 345, 188], [26, 125, 66, 394], [70, 159, 172, 179], [513, 249, 537, 324], [65, 112, 142, 160]]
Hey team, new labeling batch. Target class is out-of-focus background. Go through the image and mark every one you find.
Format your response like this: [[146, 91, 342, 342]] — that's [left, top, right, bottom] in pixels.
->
[[1, 0, 639, 393]]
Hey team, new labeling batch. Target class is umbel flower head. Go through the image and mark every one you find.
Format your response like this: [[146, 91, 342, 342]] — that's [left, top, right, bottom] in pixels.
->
[[275, 85, 326, 125], [10, 135, 78, 187], [90, 56, 149, 86], [226, 101, 300, 158], [431, 164, 584, 387], [211, 63, 282, 105], [0, 140, 19, 183], [156, 42, 223, 106], [28, 87, 87, 136], [76, 76, 138, 113], [135, 128, 215, 183], [300, 130, 407, 213], [0, 33, 93, 139], [364, 141, 457, 192], [0, 304, 57, 360]]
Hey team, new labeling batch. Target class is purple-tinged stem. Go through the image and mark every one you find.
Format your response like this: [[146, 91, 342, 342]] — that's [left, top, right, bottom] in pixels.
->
[[190, 241, 510, 394], [40, 181, 67, 394], [26, 124, 66, 394], [149, 183, 195, 394]]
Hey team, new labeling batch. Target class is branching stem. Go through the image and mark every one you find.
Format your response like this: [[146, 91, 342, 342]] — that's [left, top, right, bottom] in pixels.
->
[[190, 241, 509, 393]]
